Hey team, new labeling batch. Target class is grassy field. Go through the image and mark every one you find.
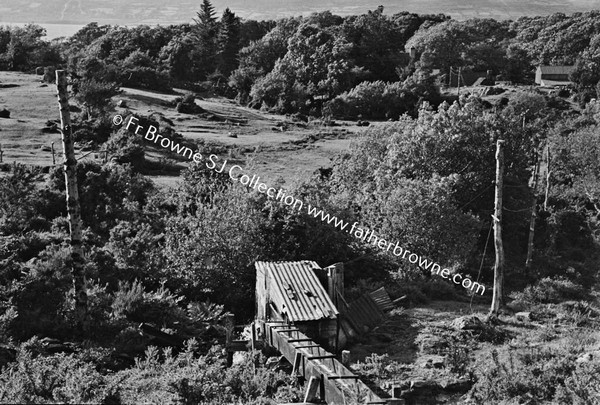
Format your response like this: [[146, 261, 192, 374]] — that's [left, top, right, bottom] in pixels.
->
[[0, 71, 362, 188]]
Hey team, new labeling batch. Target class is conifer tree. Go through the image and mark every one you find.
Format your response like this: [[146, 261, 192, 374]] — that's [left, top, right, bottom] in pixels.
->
[[218, 8, 241, 75]]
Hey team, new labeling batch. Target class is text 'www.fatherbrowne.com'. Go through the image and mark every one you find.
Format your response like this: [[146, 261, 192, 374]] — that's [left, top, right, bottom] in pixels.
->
[[115, 114, 486, 295]]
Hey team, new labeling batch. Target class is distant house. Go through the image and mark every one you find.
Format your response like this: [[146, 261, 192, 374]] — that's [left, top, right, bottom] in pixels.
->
[[448, 69, 495, 87], [535, 66, 575, 87]]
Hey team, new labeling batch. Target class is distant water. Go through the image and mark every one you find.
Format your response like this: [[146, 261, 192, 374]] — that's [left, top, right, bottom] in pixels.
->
[[0, 22, 85, 40]]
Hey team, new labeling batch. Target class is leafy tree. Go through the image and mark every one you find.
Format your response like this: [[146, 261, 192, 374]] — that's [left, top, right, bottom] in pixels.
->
[[341, 6, 409, 82], [2, 24, 48, 70], [571, 33, 600, 91]]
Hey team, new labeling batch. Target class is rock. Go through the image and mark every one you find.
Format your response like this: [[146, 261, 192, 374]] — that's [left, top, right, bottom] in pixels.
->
[[439, 376, 472, 392], [576, 351, 600, 364], [450, 315, 484, 331], [419, 334, 448, 354], [228, 132, 237, 138], [265, 356, 280, 369], [410, 379, 438, 389], [117, 100, 127, 108], [516, 312, 532, 322], [35, 66, 44, 75], [357, 120, 370, 127], [417, 355, 446, 369], [0, 109, 10, 119]]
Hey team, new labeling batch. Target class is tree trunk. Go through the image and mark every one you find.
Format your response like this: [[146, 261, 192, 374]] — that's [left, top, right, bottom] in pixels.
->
[[544, 144, 551, 211], [489, 140, 505, 319], [55, 70, 88, 328], [525, 146, 541, 272]]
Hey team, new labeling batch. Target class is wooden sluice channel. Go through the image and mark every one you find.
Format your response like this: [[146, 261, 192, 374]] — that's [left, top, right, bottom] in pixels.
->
[[264, 322, 404, 405]]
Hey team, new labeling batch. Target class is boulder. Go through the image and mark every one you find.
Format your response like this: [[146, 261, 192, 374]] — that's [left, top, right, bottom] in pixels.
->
[[0, 109, 10, 119], [417, 355, 446, 369], [450, 315, 484, 331], [516, 312, 532, 322], [439, 376, 472, 392]]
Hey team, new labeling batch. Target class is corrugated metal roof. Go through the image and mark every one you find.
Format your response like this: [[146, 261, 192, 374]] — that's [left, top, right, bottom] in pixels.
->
[[340, 294, 384, 334], [369, 287, 394, 312], [538, 65, 575, 75], [255, 261, 339, 322]]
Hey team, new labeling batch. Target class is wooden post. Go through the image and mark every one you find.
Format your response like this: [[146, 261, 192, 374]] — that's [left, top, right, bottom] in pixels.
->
[[544, 144, 550, 211], [341, 350, 350, 366], [51, 142, 56, 165], [457, 66, 461, 98], [304, 376, 321, 403], [525, 146, 541, 272], [489, 140, 505, 319], [326, 262, 344, 307], [0, 143, 3, 163], [225, 313, 235, 367], [55, 70, 87, 328]]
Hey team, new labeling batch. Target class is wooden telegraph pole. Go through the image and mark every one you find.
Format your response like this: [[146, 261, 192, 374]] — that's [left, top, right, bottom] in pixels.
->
[[56, 70, 88, 328], [489, 140, 505, 319], [525, 144, 541, 272]]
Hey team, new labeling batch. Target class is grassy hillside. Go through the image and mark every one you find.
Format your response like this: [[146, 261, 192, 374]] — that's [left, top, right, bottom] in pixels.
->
[[0, 71, 360, 188]]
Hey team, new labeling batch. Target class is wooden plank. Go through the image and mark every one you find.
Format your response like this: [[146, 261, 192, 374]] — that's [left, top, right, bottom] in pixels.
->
[[288, 338, 313, 343], [279, 328, 300, 333], [328, 375, 359, 380], [306, 355, 336, 360], [304, 376, 321, 403], [294, 344, 322, 349]]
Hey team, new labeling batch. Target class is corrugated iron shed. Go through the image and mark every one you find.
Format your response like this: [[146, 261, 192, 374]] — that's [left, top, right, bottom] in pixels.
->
[[255, 261, 339, 322]]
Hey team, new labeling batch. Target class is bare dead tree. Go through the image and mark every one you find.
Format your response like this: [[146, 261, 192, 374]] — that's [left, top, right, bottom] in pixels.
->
[[489, 140, 505, 319], [56, 70, 88, 328], [525, 144, 541, 272]]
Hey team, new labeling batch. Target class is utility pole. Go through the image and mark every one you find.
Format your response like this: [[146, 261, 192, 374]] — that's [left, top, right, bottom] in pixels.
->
[[0, 143, 3, 163], [51, 142, 56, 165], [56, 70, 87, 329], [489, 140, 505, 319], [525, 146, 541, 272], [457, 67, 461, 98]]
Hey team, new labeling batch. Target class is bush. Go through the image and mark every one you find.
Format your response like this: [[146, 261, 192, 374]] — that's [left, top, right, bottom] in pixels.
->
[[73, 79, 119, 118], [469, 333, 600, 404], [513, 277, 588, 305], [326, 80, 418, 119], [0, 344, 110, 404], [175, 93, 204, 114]]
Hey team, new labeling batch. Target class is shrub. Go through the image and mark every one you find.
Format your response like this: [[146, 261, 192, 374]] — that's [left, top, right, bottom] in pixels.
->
[[0, 343, 109, 404], [469, 335, 599, 404], [111, 281, 187, 329], [513, 277, 588, 305], [73, 79, 119, 118]]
